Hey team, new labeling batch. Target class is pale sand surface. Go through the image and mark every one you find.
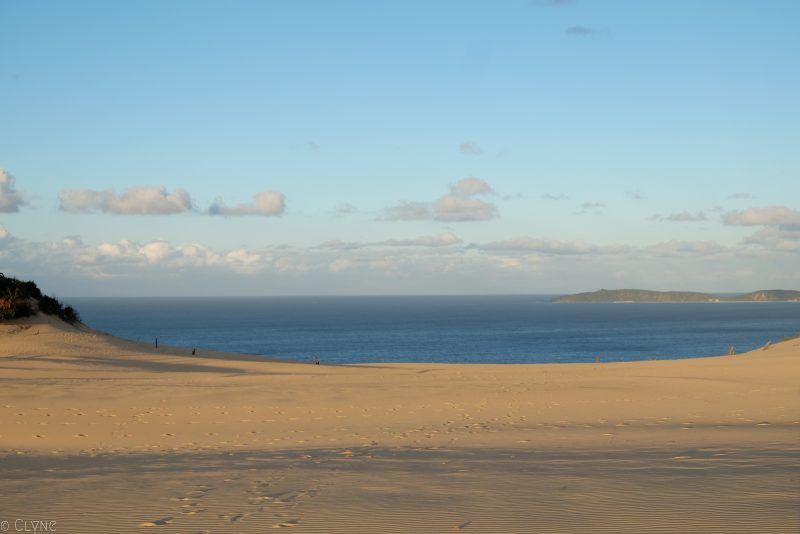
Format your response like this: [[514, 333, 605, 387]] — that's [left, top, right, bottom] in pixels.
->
[[1, 314, 798, 533]]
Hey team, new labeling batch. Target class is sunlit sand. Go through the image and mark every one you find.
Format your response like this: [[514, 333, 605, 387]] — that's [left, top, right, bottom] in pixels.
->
[[1, 314, 798, 532]]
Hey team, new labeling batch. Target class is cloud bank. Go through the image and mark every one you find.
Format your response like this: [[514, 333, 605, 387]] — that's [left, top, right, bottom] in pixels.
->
[[723, 205, 800, 253], [1, 223, 796, 296]]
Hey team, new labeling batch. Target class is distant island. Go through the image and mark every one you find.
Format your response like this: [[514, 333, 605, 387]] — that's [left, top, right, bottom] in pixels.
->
[[553, 289, 800, 303]]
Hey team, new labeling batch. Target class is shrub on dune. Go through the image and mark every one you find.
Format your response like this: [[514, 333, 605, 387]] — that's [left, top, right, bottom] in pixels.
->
[[0, 273, 80, 324]]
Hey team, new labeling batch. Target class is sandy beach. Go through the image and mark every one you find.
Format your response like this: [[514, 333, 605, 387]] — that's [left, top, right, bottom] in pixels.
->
[[1, 314, 798, 533]]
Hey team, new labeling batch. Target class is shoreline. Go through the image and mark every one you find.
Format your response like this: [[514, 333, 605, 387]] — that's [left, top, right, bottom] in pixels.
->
[[64, 296, 800, 366], [2, 310, 795, 368], [31, 315, 796, 368]]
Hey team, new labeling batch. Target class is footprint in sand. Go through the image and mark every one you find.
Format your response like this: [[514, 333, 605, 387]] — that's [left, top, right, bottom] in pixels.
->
[[272, 519, 300, 528], [139, 517, 173, 527], [218, 512, 249, 523], [453, 520, 472, 531]]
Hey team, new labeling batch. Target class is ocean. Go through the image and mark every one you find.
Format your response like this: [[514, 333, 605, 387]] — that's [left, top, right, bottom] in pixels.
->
[[67, 296, 800, 365]]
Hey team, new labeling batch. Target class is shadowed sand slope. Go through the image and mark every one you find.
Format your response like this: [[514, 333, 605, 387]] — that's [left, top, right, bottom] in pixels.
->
[[1, 314, 798, 532]]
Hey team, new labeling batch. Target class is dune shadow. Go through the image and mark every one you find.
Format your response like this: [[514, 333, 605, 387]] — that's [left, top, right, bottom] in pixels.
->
[[5, 353, 249, 374], [3, 443, 797, 482]]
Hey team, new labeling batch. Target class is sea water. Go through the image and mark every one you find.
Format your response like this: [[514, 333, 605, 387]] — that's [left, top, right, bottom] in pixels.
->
[[67, 295, 800, 364]]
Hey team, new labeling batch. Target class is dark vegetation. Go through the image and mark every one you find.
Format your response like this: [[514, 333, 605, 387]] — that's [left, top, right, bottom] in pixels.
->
[[0, 273, 80, 323]]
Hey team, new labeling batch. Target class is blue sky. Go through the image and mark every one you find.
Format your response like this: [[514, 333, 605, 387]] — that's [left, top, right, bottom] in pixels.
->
[[1, 0, 798, 296]]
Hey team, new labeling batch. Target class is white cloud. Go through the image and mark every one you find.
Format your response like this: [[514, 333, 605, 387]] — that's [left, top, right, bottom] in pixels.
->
[[475, 237, 628, 255], [59, 186, 192, 215], [18, 236, 279, 275], [652, 211, 707, 222], [140, 241, 171, 264], [328, 258, 354, 273], [380, 201, 432, 221], [541, 193, 568, 201], [290, 141, 320, 153], [485, 254, 542, 273], [0, 224, 8, 240], [335, 203, 357, 215], [96, 240, 136, 259], [644, 240, 728, 257], [320, 232, 463, 250], [434, 194, 496, 222], [741, 227, 800, 252], [450, 177, 492, 197], [723, 206, 800, 228], [223, 248, 263, 273], [0, 169, 25, 212], [208, 190, 286, 217], [720, 206, 800, 254], [566, 25, 596, 36], [458, 142, 482, 156], [381, 177, 497, 222]]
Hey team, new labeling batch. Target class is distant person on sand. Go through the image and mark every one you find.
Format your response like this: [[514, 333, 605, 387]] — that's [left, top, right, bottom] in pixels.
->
[[192, 348, 196, 356], [155, 337, 158, 349]]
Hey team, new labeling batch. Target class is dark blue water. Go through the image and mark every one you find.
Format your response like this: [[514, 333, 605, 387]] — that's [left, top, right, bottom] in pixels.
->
[[66, 296, 800, 364]]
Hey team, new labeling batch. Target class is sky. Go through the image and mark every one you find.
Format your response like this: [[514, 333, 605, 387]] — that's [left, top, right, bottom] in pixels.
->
[[1, 0, 798, 296]]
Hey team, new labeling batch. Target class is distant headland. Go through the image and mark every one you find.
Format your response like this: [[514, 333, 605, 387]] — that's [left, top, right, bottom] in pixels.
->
[[553, 289, 800, 303]]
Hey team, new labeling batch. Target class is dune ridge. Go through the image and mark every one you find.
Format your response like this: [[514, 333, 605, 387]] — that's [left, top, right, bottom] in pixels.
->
[[1, 313, 798, 533]]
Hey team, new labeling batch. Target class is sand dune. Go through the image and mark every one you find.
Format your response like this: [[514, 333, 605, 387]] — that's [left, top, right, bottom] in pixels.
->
[[1, 314, 798, 532]]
